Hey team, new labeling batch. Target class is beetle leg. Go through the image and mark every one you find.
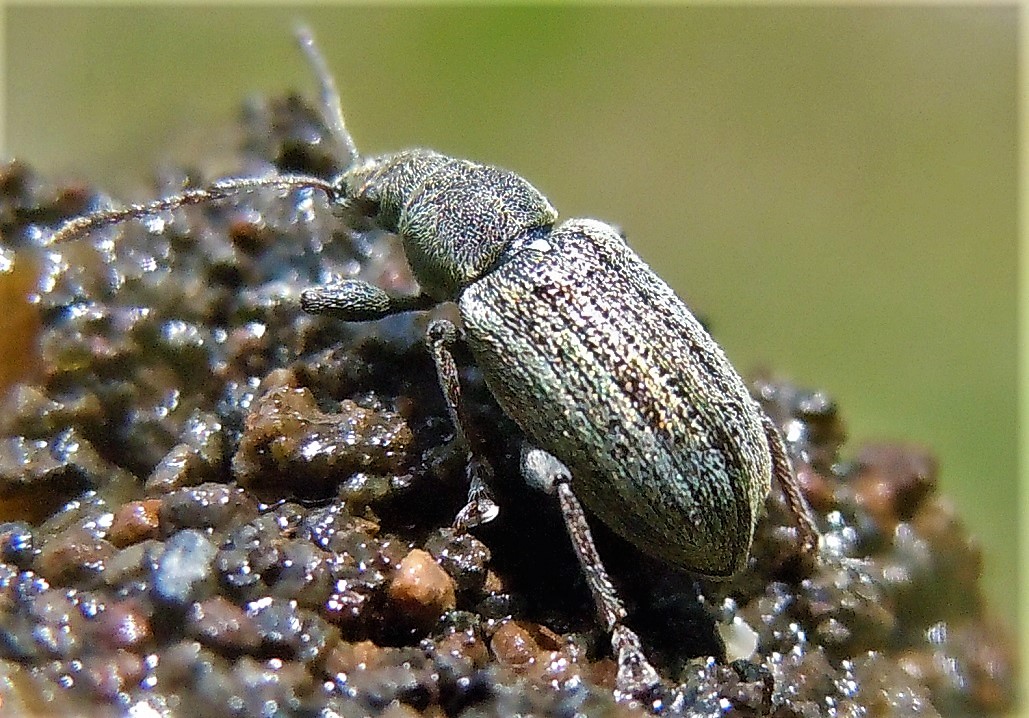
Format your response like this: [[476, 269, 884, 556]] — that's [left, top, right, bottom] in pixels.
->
[[302, 295, 499, 529], [426, 319, 500, 531], [761, 413, 821, 555], [521, 446, 662, 702], [301, 280, 436, 321]]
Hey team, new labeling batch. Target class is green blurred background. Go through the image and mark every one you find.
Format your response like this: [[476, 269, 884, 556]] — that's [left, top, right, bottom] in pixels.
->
[[3, 7, 1017, 629]]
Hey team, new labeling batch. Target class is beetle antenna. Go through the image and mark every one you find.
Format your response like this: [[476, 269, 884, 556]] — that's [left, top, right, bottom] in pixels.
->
[[46, 174, 339, 246], [294, 24, 360, 166]]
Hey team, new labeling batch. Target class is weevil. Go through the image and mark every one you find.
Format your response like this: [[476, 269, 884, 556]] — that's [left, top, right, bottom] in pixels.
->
[[48, 28, 820, 701]]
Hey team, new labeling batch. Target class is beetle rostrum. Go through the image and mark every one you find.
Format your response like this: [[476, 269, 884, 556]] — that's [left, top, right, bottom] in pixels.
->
[[47, 27, 820, 703]]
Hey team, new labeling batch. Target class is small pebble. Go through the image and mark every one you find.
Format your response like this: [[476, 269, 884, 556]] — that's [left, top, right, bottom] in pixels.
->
[[91, 598, 152, 651], [108, 500, 162, 547], [150, 529, 217, 607], [490, 620, 582, 689], [853, 443, 938, 527], [424, 528, 491, 595], [387, 549, 456, 630], [0, 522, 35, 569], [187, 596, 261, 653], [35, 525, 115, 586], [158, 483, 258, 533]]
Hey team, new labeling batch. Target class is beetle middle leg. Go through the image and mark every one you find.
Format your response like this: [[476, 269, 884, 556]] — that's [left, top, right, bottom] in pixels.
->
[[425, 319, 500, 531], [301, 283, 500, 530], [522, 446, 662, 702]]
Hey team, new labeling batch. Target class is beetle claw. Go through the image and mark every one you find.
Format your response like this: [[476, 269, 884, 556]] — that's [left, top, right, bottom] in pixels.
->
[[453, 456, 499, 531]]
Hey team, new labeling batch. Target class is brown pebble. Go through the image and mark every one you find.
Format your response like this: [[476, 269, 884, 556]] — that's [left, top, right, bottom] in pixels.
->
[[436, 628, 489, 669], [490, 620, 537, 669], [909, 498, 984, 596], [23, 588, 87, 658], [351, 516, 380, 538], [228, 216, 271, 255], [324, 639, 386, 677], [0, 248, 41, 393], [795, 463, 835, 513], [853, 443, 937, 527], [35, 526, 116, 585], [108, 500, 162, 547], [144, 443, 208, 494], [80, 649, 145, 701], [93, 599, 152, 651], [490, 620, 581, 687], [379, 701, 423, 718], [482, 570, 505, 594], [187, 596, 262, 653], [387, 548, 456, 628], [232, 383, 413, 498], [220, 322, 273, 380]]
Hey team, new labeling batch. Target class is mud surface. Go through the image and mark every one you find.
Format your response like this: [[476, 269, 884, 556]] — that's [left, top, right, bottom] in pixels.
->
[[0, 93, 1015, 717]]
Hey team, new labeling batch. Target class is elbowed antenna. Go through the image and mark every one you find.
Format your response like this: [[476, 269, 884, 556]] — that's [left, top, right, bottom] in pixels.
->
[[45, 174, 339, 247], [294, 25, 360, 167], [46, 27, 361, 248]]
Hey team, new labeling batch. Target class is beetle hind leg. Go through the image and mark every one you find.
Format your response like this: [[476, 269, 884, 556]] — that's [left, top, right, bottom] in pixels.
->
[[761, 413, 821, 555], [521, 446, 663, 703]]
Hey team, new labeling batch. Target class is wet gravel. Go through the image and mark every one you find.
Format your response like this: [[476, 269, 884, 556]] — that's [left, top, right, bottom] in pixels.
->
[[0, 90, 1016, 717]]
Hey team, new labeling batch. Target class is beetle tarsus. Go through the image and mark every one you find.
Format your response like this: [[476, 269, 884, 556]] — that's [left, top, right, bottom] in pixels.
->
[[612, 624, 663, 704], [453, 455, 500, 531]]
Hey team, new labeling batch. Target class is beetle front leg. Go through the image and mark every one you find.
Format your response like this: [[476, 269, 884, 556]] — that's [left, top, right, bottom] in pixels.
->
[[302, 286, 498, 529], [521, 446, 662, 703], [301, 280, 436, 321], [426, 319, 500, 531]]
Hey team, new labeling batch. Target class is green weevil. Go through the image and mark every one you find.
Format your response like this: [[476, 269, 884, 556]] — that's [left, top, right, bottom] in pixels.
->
[[48, 28, 820, 702]]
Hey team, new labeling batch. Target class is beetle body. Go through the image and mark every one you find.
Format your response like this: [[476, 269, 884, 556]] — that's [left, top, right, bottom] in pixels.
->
[[46, 33, 823, 696], [462, 219, 770, 575], [46, 31, 821, 698], [339, 150, 771, 576]]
